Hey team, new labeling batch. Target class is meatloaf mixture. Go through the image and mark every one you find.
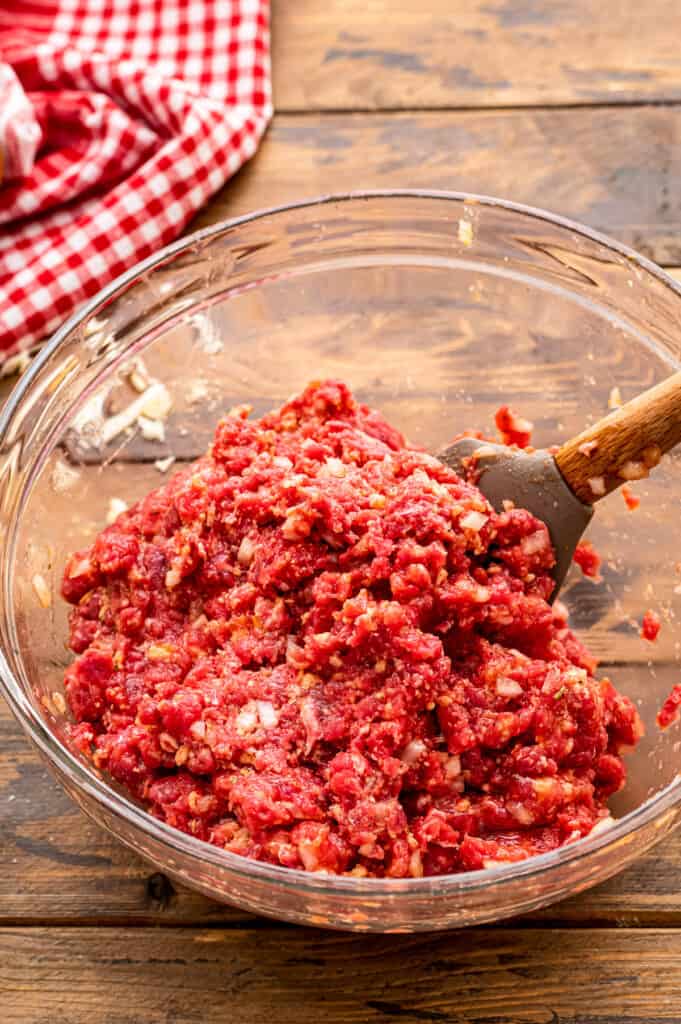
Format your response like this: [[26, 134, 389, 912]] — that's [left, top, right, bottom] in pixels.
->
[[62, 380, 642, 877]]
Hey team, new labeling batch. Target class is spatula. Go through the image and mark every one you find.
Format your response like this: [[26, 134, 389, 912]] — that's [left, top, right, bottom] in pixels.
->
[[439, 370, 681, 596]]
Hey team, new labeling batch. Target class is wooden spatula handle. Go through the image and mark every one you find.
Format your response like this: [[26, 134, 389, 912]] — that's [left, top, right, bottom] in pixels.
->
[[555, 370, 681, 505]]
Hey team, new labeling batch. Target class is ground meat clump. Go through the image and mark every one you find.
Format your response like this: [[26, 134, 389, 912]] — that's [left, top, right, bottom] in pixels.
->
[[494, 405, 533, 449], [62, 380, 642, 877], [573, 540, 602, 582], [658, 685, 681, 730], [641, 610, 661, 643], [621, 484, 640, 511]]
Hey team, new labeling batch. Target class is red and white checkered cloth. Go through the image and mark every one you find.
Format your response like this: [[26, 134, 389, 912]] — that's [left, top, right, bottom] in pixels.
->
[[0, 0, 271, 365]]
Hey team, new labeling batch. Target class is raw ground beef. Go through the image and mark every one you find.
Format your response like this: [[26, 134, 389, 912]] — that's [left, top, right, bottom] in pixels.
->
[[641, 609, 661, 643], [62, 380, 643, 877], [572, 541, 602, 582]]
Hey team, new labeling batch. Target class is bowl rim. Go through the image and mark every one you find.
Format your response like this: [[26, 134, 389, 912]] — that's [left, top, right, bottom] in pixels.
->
[[3, 187, 681, 899]]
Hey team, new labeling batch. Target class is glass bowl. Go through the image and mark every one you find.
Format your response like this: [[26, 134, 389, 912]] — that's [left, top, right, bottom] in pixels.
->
[[2, 191, 681, 933]]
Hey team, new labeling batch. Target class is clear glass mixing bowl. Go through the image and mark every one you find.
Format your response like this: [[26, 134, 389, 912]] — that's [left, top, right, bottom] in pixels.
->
[[2, 191, 681, 932]]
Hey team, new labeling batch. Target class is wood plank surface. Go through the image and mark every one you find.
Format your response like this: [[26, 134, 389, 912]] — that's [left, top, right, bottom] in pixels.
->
[[4, 926, 681, 1023], [194, 107, 681, 265], [272, 0, 681, 111]]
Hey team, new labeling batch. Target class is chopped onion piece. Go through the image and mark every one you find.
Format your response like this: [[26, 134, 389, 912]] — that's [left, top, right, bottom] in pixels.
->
[[508, 802, 534, 825], [496, 677, 523, 698], [257, 701, 278, 729], [106, 497, 128, 524], [141, 381, 172, 420], [618, 460, 648, 481], [521, 531, 546, 555], [400, 739, 427, 765], [236, 706, 258, 733], [458, 219, 473, 246], [588, 475, 606, 496], [460, 510, 488, 531], [237, 536, 256, 566], [138, 415, 165, 443], [589, 814, 615, 836], [154, 456, 175, 473]]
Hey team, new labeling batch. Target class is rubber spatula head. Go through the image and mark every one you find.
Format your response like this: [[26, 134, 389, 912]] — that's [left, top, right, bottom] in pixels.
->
[[437, 368, 681, 599], [438, 437, 592, 597]]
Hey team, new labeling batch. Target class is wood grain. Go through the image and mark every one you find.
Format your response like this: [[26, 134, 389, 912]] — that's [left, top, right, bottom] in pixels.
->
[[272, 0, 681, 111], [193, 108, 681, 265], [4, 926, 681, 1023]]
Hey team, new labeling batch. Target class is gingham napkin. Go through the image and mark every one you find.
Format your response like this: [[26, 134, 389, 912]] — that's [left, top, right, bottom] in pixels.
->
[[0, 0, 272, 365]]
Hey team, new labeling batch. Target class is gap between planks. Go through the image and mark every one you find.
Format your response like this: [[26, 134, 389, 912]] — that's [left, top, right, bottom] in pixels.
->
[[274, 99, 681, 116], [5, 911, 681, 931]]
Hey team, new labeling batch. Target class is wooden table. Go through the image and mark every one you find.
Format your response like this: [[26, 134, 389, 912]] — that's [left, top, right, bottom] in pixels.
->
[[4, 3, 681, 1020]]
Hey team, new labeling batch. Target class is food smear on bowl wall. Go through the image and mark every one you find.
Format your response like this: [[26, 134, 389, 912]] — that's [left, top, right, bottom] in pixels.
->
[[658, 684, 681, 730], [61, 380, 644, 878], [621, 484, 640, 511], [641, 609, 661, 643]]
